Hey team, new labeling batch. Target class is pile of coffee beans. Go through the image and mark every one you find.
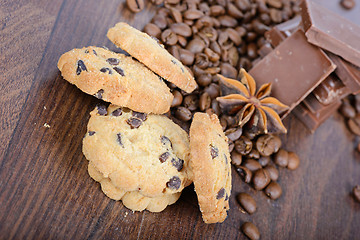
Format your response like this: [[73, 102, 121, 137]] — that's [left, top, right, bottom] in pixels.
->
[[338, 94, 360, 203]]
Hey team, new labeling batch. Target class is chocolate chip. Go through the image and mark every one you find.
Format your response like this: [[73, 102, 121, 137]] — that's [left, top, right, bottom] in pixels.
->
[[210, 145, 219, 159], [93, 50, 97, 55], [106, 58, 120, 65], [117, 133, 124, 147], [161, 136, 172, 148], [216, 188, 226, 199], [132, 111, 147, 121], [171, 59, 177, 65], [166, 176, 181, 190], [159, 152, 170, 163], [127, 117, 142, 129], [171, 158, 184, 171], [93, 89, 104, 99], [96, 105, 107, 115], [113, 67, 125, 76], [100, 67, 113, 74], [85, 49, 89, 53], [224, 154, 228, 165], [111, 108, 122, 116], [76, 60, 87, 75], [88, 131, 96, 136]]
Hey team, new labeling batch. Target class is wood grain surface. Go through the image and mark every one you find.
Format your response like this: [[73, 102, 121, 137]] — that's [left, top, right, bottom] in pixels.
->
[[0, 0, 359, 239]]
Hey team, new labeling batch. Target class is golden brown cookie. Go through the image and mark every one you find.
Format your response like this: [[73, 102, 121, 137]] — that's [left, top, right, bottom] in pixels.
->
[[88, 161, 181, 212], [83, 104, 191, 198], [57, 46, 173, 114], [107, 22, 197, 93], [189, 112, 232, 224]]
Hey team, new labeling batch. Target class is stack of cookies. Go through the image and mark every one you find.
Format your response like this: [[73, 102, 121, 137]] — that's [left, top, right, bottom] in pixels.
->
[[57, 22, 231, 223]]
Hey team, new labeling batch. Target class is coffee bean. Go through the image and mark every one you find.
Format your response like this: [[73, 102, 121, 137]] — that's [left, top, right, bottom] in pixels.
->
[[252, 20, 270, 35], [353, 185, 360, 202], [235, 136, 253, 155], [228, 140, 235, 152], [264, 165, 279, 181], [195, 53, 210, 69], [210, 5, 225, 16], [175, 107, 192, 121], [204, 83, 220, 99], [171, 90, 183, 107], [179, 48, 195, 66], [247, 43, 258, 59], [256, 135, 277, 156], [183, 94, 199, 111], [259, 12, 271, 25], [258, 156, 270, 167], [248, 149, 260, 159], [161, 29, 178, 45], [272, 135, 282, 153], [341, 0, 355, 9], [184, 9, 204, 20], [252, 168, 271, 190], [235, 0, 251, 11], [347, 118, 360, 136], [186, 39, 206, 53], [225, 127, 242, 142], [151, 0, 164, 5], [170, 23, 192, 37], [241, 222, 260, 240], [236, 166, 252, 183], [169, 7, 183, 23], [274, 149, 289, 167], [152, 14, 168, 30], [227, 3, 244, 19], [267, 0, 282, 8], [243, 159, 262, 172], [220, 62, 238, 79], [199, 2, 211, 15], [340, 99, 356, 118], [144, 23, 162, 39], [269, 8, 282, 23], [264, 181, 282, 200], [237, 192, 256, 214], [199, 92, 211, 111], [211, 99, 221, 116], [166, 176, 181, 190], [126, 0, 145, 13], [287, 152, 300, 170], [218, 15, 238, 27], [231, 151, 242, 166]]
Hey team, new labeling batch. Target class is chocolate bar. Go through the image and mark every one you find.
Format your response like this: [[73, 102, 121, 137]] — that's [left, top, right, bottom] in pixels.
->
[[301, 0, 360, 67], [249, 29, 336, 117], [264, 15, 301, 47]]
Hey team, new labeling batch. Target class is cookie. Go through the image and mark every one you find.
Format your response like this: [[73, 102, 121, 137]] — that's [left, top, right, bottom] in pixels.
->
[[189, 112, 232, 224], [88, 161, 181, 212], [107, 22, 197, 93], [82, 104, 191, 198], [57, 46, 173, 114]]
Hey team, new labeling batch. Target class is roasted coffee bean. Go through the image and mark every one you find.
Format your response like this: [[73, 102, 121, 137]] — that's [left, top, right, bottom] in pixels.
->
[[152, 14, 168, 30], [199, 2, 210, 15], [225, 127, 242, 142], [258, 156, 271, 167], [204, 83, 220, 99], [184, 9, 204, 20], [170, 7, 183, 23], [210, 41, 222, 55], [272, 135, 282, 153], [355, 94, 360, 113], [195, 53, 210, 69], [204, 48, 220, 63], [228, 140, 235, 152], [226, 28, 242, 46], [126, 0, 144, 13], [252, 168, 271, 190], [264, 165, 279, 181], [274, 149, 289, 167], [353, 185, 360, 202], [231, 151, 242, 166], [247, 43, 258, 59], [259, 12, 271, 25], [218, 15, 238, 27], [223, 115, 237, 127], [235, 136, 253, 155], [171, 90, 183, 107], [264, 181, 282, 200], [210, 5, 225, 16], [235, 0, 251, 11], [211, 99, 221, 116], [267, 0, 282, 8], [241, 222, 260, 240], [177, 35, 188, 47], [256, 135, 277, 156], [196, 73, 212, 87], [243, 159, 262, 172], [161, 29, 178, 45], [340, 99, 356, 118], [171, 23, 192, 37], [347, 118, 360, 136], [269, 8, 282, 23], [175, 107, 192, 121], [220, 62, 237, 79], [179, 49, 195, 66], [168, 46, 180, 60], [76, 60, 87, 75], [236, 166, 252, 183], [237, 192, 256, 214], [341, 0, 355, 9], [246, 31, 257, 42], [151, 0, 164, 5], [238, 57, 252, 71], [252, 20, 270, 34], [227, 3, 244, 19], [248, 149, 260, 159], [94, 89, 104, 99], [111, 108, 122, 116], [183, 94, 199, 111], [186, 39, 206, 53], [166, 176, 181, 190], [144, 23, 162, 39], [199, 92, 211, 111], [97, 104, 107, 115], [113, 67, 125, 76], [127, 117, 142, 129], [287, 152, 300, 170]]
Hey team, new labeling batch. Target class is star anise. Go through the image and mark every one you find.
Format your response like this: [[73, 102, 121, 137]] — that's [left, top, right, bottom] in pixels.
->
[[216, 68, 289, 135]]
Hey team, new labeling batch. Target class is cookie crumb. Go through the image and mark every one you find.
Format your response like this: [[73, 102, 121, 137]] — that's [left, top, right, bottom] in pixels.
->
[[44, 123, 50, 128]]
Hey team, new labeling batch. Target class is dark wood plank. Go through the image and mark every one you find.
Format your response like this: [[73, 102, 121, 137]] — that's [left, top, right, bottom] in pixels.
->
[[0, 0, 359, 239]]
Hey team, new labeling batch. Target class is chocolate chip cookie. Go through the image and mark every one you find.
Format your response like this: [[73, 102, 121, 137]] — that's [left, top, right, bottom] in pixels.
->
[[189, 112, 232, 223], [107, 22, 197, 93], [83, 104, 191, 198], [57, 46, 173, 114], [88, 161, 181, 212]]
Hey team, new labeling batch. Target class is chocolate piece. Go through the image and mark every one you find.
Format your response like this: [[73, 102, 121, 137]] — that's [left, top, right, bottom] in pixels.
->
[[159, 152, 170, 163], [301, 0, 360, 67], [166, 176, 181, 190], [313, 0, 360, 25], [327, 53, 360, 94], [257, 43, 273, 58], [293, 100, 341, 133], [265, 15, 301, 47], [249, 29, 336, 117]]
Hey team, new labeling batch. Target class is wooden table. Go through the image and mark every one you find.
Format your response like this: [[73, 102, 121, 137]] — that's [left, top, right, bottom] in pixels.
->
[[1, 0, 359, 239]]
